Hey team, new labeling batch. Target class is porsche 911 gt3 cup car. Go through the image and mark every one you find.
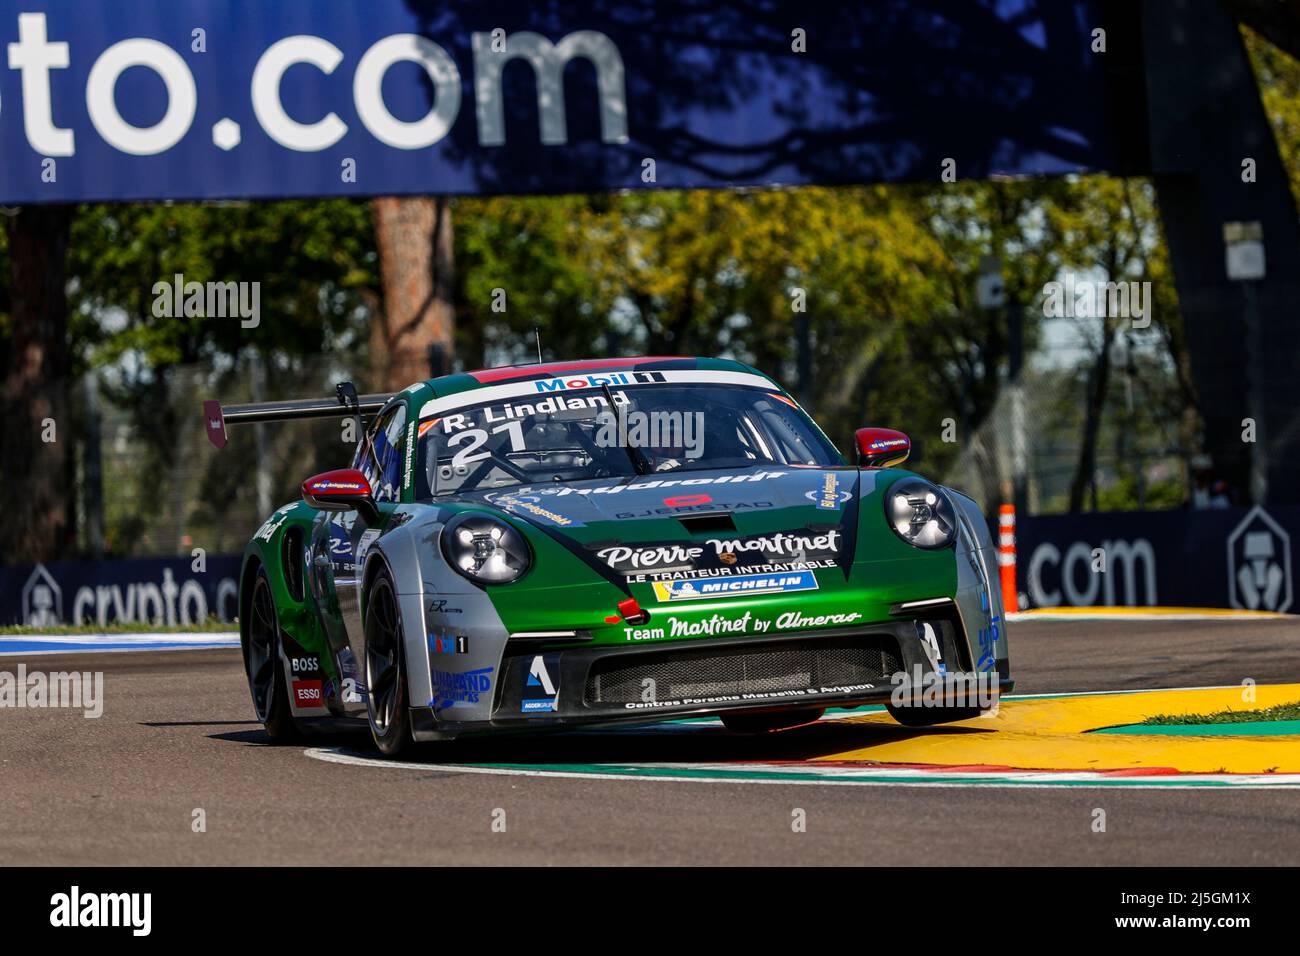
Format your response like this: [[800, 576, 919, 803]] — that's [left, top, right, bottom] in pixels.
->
[[206, 357, 1011, 756]]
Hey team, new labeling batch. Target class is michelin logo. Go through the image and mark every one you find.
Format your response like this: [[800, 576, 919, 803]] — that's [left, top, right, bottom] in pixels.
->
[[652, 571, 819, 602]]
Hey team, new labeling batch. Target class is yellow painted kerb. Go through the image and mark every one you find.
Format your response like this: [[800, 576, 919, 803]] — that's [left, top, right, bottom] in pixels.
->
[[819, 684, 1300, 774]]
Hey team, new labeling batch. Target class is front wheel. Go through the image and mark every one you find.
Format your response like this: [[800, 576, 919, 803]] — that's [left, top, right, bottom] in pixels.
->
[[243, 566, 301, 743], [364, 569, 413, 757]]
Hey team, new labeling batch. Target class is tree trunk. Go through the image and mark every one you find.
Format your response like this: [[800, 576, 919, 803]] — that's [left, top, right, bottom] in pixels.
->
[[371, 196, 455, 391], [1, 205, 74, 562], [1068, 324, 1117, 512]]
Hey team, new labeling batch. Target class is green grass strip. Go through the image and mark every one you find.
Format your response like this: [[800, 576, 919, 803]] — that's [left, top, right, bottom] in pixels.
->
[[1137, 700, 1300, 725]]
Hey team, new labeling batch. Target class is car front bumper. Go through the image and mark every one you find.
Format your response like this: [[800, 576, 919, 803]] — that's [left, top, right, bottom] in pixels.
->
[[411, 612, 1012, 741]]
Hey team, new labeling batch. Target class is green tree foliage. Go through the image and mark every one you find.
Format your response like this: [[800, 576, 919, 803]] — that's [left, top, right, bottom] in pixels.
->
[[456, 185, 1042, 472], [68, 199, 379, 372], [454, 194, 605, 366], [63, 200, 381, 556], [455, 179, 1163, 491], [1245, 26, 1300, 200]]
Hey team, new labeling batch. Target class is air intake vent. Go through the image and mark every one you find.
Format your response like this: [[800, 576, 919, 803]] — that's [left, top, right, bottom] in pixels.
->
[[675, 511, 736, 534], [282, 528, 304, 602], [585, 635, 901, 705]]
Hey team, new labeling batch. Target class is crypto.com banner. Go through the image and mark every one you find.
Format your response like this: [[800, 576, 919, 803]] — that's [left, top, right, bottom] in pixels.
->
[[1013, 506, 1298, 612], [0, 0, 1117, 203], [0, 555, 242, 627]]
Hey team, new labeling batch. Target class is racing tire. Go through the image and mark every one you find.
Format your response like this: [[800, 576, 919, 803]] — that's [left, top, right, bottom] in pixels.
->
[[244, 565, 302, 744], [720, 708, 825, 733], [364, 568, 413, 757], [884, 704, 985, 727]]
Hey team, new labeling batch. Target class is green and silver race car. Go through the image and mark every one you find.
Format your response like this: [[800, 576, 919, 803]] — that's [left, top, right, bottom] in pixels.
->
[[206, 356, 1011, 756]]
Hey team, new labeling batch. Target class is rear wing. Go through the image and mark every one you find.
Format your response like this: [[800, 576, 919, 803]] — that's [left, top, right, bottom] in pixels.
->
[[204, 381, 393, 449]]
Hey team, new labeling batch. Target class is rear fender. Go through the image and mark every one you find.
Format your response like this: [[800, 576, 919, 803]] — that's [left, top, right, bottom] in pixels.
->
[[239, 501, 333, 674]]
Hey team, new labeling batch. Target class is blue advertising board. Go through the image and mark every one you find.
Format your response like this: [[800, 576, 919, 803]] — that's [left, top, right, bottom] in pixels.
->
[[0, 0, 1119, 203], [1013, 506, 1297, 612], [0, 555, 242, 627]]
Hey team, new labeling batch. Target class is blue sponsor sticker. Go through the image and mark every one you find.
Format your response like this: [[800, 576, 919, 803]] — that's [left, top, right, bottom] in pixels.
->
[[806, 473, 851, 510], [328, 524, 352, 556], [977, 615, 1000, 671], [494, 494, 585, 528], [651, 571, 819, 602], [522, 653, 561, 713], [431, 666, 493, 709], [869, 437, 909, 451]]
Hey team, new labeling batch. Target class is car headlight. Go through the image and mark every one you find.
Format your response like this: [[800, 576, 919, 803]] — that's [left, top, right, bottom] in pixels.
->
[[885, 478, 957, 549], [441, 513, 531, 584]]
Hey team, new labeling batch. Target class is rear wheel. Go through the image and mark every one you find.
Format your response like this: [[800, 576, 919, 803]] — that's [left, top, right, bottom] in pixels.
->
[[244, 566, 301, 743], [364, 569, 412, 757], [721, 708, 824, 734]]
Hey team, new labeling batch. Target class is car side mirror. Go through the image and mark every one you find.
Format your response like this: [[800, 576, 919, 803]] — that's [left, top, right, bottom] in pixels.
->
[[302, 468, 380, 525], [855, 427, 911, 469]]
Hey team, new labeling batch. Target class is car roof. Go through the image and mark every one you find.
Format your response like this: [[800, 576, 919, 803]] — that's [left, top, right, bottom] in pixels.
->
[[411, 355, 776, 405]]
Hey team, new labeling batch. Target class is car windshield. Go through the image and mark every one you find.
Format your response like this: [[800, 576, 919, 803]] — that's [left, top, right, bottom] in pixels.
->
[[414, 380, 842, 498]]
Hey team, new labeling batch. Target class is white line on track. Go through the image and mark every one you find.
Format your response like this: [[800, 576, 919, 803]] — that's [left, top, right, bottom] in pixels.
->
[[0, 632, 239, 656], [303, 746, 1300, 791], [0, 632, 238, 644]]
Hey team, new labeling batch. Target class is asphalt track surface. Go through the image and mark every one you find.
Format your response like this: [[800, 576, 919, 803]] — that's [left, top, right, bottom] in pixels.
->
[[1, 618, 1297, 866]]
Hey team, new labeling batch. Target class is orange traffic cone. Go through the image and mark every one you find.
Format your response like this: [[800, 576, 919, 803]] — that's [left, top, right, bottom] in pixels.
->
[[998, 504, 1019, 613]]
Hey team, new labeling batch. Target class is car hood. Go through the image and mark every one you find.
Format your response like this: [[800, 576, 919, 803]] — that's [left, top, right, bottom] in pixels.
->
[[445, 465, 884, 578]]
